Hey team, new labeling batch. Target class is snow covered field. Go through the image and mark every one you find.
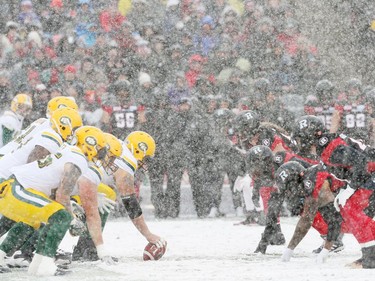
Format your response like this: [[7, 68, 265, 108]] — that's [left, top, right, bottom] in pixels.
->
[[1, 183, 373, 281]]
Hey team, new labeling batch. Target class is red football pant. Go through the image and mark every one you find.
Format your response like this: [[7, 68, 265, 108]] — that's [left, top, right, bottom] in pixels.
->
[[340, 189, 375, 246]]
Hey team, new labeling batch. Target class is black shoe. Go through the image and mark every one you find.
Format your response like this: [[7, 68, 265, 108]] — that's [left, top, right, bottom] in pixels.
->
[[313, 240, 344, 254], [331, 240, 345, 253], [57, 263, 70, 270], [8, 251, 33, 268]]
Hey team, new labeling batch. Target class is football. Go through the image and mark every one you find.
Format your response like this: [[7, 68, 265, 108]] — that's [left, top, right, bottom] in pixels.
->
[[143, 242, 167, 261]]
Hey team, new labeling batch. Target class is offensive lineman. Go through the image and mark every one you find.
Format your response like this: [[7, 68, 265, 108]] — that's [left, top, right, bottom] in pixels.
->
[[71, 131, 166, 261]]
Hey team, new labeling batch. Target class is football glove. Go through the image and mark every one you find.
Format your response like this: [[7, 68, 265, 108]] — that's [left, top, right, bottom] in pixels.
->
[[97, 192, 117, 214], [334, 185, 355, 212]]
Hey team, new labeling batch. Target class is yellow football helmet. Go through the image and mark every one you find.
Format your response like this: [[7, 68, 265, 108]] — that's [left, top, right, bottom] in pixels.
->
[[104, 133, 123, 157], [50, 107, 83, 142], [125, 131, 156, 161], [11, 93, 33, 117], [103, 133, 123, 173], [46, 96, 79, 117], [75, 126, 108, 162]]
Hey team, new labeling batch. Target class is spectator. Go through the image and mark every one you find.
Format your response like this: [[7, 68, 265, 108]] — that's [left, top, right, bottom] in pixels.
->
[[0, 70, 12, 112], [18, 0, 41, 28], [43, 1, 68, 35], [0, 22, 19, 59], [185, 54, 206, 88], [164, 0, 182, 34], [167, 71, 190, 107], [99, 1, 125, 33], [193, 15, 219, 57]]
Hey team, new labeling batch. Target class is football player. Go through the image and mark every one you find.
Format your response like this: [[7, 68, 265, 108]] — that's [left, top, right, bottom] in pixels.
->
[[275, 162, 375, 268], [330, 78, 371, 142], [232, 110, 295, 224], [233, 110, 294, 153], [0, 93, 32, 148], [292, 115, 371, 191]]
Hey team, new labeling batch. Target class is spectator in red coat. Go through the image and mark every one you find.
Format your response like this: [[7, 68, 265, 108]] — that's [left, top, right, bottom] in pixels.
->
[[185, 54, 206, 88], [99, 3, 126, 33]]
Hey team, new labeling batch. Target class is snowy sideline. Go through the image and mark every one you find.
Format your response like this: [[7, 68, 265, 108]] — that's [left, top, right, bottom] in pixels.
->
[[1, 183, 372, 281]]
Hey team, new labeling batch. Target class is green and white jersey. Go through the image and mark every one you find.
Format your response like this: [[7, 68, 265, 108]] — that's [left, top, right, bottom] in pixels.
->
[[0, 110, 24, 148], [0, 126, 63, 179], [10, 144, 89, 197], [113, 142, 138, 177], [0, 118, 49, 156]]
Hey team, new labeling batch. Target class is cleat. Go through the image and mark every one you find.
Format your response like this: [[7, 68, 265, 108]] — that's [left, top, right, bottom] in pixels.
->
[[57, 263, 70, 270], [55, 249, 72, 265], [7, 251, 32, 268], [313, 239, 344, 254], [330, 240, 345, 253]]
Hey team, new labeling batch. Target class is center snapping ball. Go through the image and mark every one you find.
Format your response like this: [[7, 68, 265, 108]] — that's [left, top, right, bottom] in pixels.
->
[[143, 242, 167, 261]]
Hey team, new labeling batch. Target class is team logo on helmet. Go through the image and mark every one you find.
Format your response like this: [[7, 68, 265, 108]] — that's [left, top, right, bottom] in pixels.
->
[[244, 112, 253, 120], [138, 142, 148, 152], [262, 139, 271, 146], [318, 137, 328, 146], [60, 116, 71, 125], [275, 155, 283, 164], [299, 119, 308, 129], [279, 170, 288, 182], [85, 136, 97, 146], [253, 146, 262, 154]]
